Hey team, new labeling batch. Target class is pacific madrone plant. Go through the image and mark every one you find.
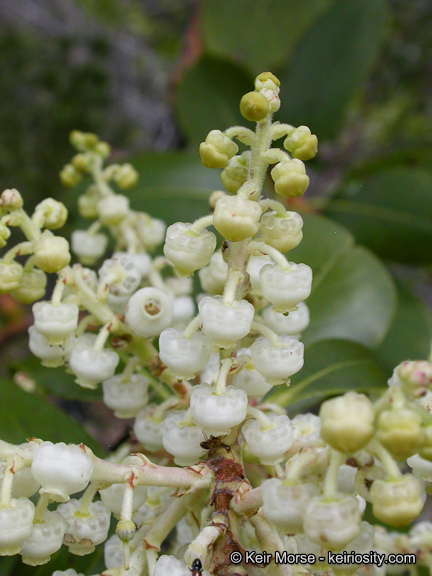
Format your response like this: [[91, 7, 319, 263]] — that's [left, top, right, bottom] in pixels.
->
[[0, 72, 432, 576]]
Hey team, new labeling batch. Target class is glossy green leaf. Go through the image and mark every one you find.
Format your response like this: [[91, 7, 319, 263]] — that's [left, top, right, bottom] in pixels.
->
[[202, 0, 336, 73], [377, 282, 432, 371], [130, 151, 221, 224], [278, 0, 388, 139], [175, 57, 252, 145], [290, 213, 397, 348], [270, 339, 388, 410], [0, 378, 103, 456], [323, 167, 432, 263]]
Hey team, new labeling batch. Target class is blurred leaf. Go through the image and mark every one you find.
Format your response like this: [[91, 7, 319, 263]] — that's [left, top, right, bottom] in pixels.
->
[[175, 57, 252, 145], [278, 0, 388, 139], [11, 543, 105, 576], [129, 152, 222, 224], [322, 167, 432, 264], [0, 378, 103, 456], [290, 214, 397, 348], [18, 357, 102, 402], [271, 339, 388, 409], [202, 0, 336, 73], [0, 557, 17, 576], [377, 282, 432, 370]]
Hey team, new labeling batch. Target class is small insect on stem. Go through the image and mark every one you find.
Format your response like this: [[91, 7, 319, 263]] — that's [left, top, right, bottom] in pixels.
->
[[190, 558, 203, 576], [200, 434, 231, 458]]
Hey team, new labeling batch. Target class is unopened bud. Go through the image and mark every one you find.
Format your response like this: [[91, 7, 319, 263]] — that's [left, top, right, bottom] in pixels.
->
[[11, 268, 47, 304], [0, 262, 23, 294], [209, 190, 226, 211], [199, 130, 238, 169], [98, 195, 130, 225], [33, 231, 71, 273], [72, 153, 95, 173], [0, 223, 10, 248], [114, 164, 139, 189], [60, 164, 82, 188], [377, 407, 423, 461], [34, 198, 68, 230], [1, 188, 23, 209], [240, 91, 270, 122], [254, 72, 280, 93], [213, 195, 261, 242], [271, 159, 309, 198], [116, 520, 136, 543], [284, 126, 318, 161]]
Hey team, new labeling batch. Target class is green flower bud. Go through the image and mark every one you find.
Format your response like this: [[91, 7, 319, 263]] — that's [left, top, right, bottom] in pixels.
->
[[284, 126, 318, 161], [70, 130, 87, 150], [240, 91, 270, 122], [255, 72, 280, 93], [33, 231, 71, 273], [370, 475, 425, 527], [114, 164, 139, 189], [0, 223, 11, 248], [377, 407, 423, 461], [71, 153, 95, 173], [95, 141, 111, 158], [213, 196, 261, 242], [397, 360, 432, 399], [116, 520, 136, 543], [0, 261, 23, 294], [418, 425, 432, 461], [1, 188, 23, 209], [34, 199, 68, 230], [60, 164, 82, 188], [98, 195, 130, 225], [199, 130, 238, 169], [11, 269, 47, 304], [220, 155, 249, 193], [271, 159, 309, 198], [319, 392, 375, 453], [78, 189, 99, 219]]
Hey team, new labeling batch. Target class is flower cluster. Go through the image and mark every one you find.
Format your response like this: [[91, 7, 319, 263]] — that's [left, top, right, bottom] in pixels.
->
[[1, 72, 432, 576]]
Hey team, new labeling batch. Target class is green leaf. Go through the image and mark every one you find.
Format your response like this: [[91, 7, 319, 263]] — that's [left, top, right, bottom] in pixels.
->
[[322, 167, 432, 264], [202, 0, 336, 74], [270, 339, 388, 410], [377, 282, 432, 371], [278, 0, 388, 139], [290, 214, 397, 348], [0, 378, 104, 456], [175, 57, 252, 145], [130, 151, 222, 225]]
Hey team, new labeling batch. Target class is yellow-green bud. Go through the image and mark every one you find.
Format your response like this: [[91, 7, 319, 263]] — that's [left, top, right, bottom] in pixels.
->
[[260, 210, 303, 252], [11, 269, 47, 304], [1, 188, 23, 209], [33, 231, 71, 273], [72, 153, 95, 173], [98, 195, 130, 225], [284, 126, 318, 161], [397, 360, 432, 399], [34, 198, 68, 230], [78, 189, 99, 219], [0, 223, 10, 248], [116, 519, 136, 543], [240, 91, 270, 122], [95, 141, 111, 158], [213, 195, 261, 242], [370, 475, 425, 527], [199, 130, 238, 169], [255, 72, 280, 93], [271, 159, 309, 198], [0, 262, 23, 294], [220, 155, 249, 193], [83, 133, 99, 149], [319, 392, 375, 453], [377, 407, 423, 461], [418, 425, 432, 461], [209, 190, 226, 211], [60, 164, 82, 188], [70, 130, 86, 150], [114, 164, 139, 189]]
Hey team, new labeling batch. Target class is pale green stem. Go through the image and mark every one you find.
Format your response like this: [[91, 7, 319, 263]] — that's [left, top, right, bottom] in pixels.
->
[[248, 240, 290, 271], [247, 405, 274, 430], [33, 492, 50, 523], [246, 113, 274, 197], [183, 315, 201, 339], [274, 464, 285, 478], [263, 148, 290, 164], [2, 241, 33, 264], [259, 198, 286, 216], [270, 123, 295, 141], [153, 396, 181, 422], [76, 314, 98, 337], [224, 126, 256, 146], [51, 275, 66, 305], [93, 322, 111, 351], [120, 480, 134, 522], [0, 456, 14, 508], [250, 321, 281, 347], [189, 215, 214, 234], [122, 356, 140, 382], [369, 439, 402, 479], [15, 209, 41, 242], [323, 449, 344, 498], [23, 255, 36, 272], [222, 270, 244, 305], [78, 482, 99, 514], [91, 154, 114, 197], [73, 267, 114, 324], [87, 219, 102, 235], [214, 358, 233, 395]]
